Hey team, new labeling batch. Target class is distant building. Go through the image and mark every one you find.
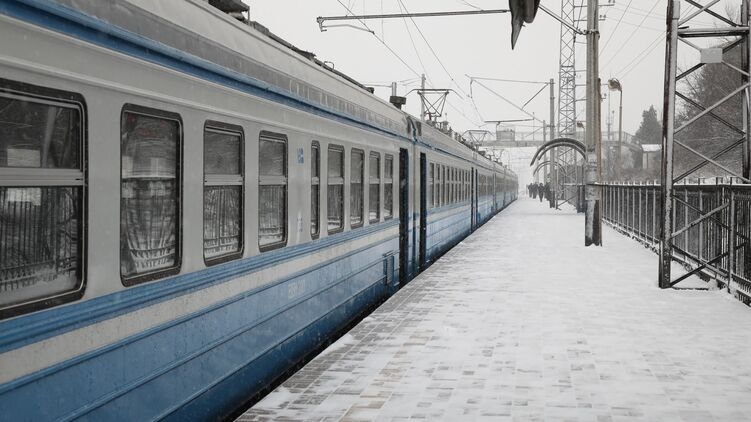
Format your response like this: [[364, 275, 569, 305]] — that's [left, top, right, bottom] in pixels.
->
[[641, 144, 661, 172]]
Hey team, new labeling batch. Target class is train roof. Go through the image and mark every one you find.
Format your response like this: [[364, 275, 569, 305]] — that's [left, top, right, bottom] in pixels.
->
[[45, 0, 514, 175]]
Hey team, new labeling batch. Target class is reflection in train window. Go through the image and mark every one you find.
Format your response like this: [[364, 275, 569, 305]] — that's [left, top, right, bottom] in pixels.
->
[[311, 142, 320, 239], [384, 154, 393, 219], [369, 152, 380, 223], [258, 132, 287, 251], [0, 80, 85, 315], [328, 145, 344, 233], [121, 105, 181, 284], [429, 162, 435, 209], [350, 149, 364, 228], [203, 122, 243, 263]]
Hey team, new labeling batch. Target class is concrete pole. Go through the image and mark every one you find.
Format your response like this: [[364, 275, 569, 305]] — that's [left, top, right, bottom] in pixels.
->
[[585, 0, 602, 246], [616, 87, 623, 180], [550, 78, 556, 139]]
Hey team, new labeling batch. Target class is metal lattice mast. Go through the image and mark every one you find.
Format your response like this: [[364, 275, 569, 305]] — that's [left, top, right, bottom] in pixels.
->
[[558, 0, 577, 138], [659, 0, 751, 288], [554, 0, 582, 210]]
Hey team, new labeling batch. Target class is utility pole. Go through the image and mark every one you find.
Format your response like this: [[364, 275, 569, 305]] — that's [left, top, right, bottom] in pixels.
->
[[616, 87, 622, 180], [585, 0, 602, 246]]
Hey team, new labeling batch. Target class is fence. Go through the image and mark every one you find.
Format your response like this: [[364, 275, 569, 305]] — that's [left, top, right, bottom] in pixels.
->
[[602, 181, 751, 299]]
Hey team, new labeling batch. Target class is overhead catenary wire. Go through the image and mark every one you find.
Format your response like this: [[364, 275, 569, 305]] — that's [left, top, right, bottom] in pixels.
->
[[601, 0, 661, 68], [616, 34, 664, 79], [600, 0, 634, 53], [396, 0, 430, 82], [395, 0, 470, 98], [611, 1, 704, 80], [331, 0, 482, 127]]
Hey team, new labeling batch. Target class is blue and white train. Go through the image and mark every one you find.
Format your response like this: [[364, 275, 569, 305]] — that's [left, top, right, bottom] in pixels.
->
[[0, 0, 517, 419]]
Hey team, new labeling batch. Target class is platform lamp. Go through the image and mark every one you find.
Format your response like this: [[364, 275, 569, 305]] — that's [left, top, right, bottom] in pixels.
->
[[608, 78, 623, 180]]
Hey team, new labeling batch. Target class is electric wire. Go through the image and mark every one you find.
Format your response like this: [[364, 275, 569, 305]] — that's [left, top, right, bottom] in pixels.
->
[[334, 0, 422, 79], [396, 0, 430, 83], [601, 0, 660, 68], [600, 0, 634, 53], [395, 0, 470, 98], [614, 33, 664, 79]]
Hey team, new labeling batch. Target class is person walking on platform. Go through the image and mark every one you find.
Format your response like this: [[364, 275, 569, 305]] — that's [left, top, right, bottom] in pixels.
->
[[530, 183, 537, 199], [538, 182, 544, 202]]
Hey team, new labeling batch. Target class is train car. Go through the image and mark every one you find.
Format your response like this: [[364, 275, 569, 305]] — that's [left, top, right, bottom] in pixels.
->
[[0, 0, 517, 419]]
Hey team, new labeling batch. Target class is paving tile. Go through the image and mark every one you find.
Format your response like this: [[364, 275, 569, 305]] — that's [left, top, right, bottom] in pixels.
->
[[239, 199, 751, 421]]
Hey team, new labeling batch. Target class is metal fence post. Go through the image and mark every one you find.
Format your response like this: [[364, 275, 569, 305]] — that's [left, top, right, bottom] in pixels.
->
[[729, 189, 737, 295]]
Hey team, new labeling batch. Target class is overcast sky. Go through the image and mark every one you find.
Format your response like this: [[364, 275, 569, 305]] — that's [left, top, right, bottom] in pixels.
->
[[249, 1, 732, 184]]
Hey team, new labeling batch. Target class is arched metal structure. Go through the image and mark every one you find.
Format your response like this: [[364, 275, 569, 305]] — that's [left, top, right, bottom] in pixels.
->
[[529, 137, 585, 166], [532, 160, 566, 178], [529, 137, 586, 211]]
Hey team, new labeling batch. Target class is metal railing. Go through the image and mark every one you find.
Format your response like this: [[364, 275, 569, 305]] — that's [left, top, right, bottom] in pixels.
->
[[602, 180, 751, 299]]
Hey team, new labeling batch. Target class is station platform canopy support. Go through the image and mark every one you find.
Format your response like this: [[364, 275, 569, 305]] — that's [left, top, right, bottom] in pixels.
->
[[659, 0, 751, 289]]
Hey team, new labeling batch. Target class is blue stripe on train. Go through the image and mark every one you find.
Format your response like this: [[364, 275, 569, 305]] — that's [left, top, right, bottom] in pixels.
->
[[0, 238, 399, 420], [426, 207, 472, 266], [0, 220, 398, 356]]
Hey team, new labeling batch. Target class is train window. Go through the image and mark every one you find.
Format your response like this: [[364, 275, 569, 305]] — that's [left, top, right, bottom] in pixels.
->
[[350, 149, 364, 228], [463, 170, 467, 201], [327, 145, 344, 233], [447, 167, 452, 204], [203, 122, 243, 264], [451, 168, 455, 203], [258, 132, 287, 251], [453, 168, 457, 203], [442, 166, 447, 205], [429, 163, 435, 208], [369, 152, 380, 223], [0, 80, 85, 316], [311, 142, 320, 239], [384, 154, 393, 219], [121, 105, 181, 284]]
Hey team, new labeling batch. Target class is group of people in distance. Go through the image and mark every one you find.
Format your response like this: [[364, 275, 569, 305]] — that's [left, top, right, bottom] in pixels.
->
[[527, 182, 555, 208]]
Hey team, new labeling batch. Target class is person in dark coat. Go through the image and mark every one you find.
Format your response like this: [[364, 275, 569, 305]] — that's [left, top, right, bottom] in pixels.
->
[[538, 182, 544, 202]]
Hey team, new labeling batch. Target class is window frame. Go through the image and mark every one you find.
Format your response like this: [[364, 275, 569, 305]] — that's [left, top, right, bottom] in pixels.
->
[[350, 148, 365, 228], [0, 78, 88, 319], [429, 162, 435, 209], [258, 131, 288, 252], [383, 153, 394, 220], [327, 144, 345, 234], [202, 121, 244, 266], [368, 151, 381, 223], [120, 103, 183, 286]]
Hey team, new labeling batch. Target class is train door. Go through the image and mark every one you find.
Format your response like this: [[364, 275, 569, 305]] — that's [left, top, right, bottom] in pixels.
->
[[419, 153, 427, 270], [471, 168, 477, 231], [399, 148, 409, 285]]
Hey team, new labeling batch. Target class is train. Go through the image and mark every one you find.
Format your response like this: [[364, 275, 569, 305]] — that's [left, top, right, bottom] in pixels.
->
[[0, 0, 517, 419]]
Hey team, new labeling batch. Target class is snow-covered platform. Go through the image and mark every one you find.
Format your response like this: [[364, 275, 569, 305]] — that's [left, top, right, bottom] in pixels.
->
[[238, 198, 751, 422]]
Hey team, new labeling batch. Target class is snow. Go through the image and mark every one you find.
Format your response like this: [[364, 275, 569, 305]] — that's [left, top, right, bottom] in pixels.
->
[[238, 198, 751, 421]]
